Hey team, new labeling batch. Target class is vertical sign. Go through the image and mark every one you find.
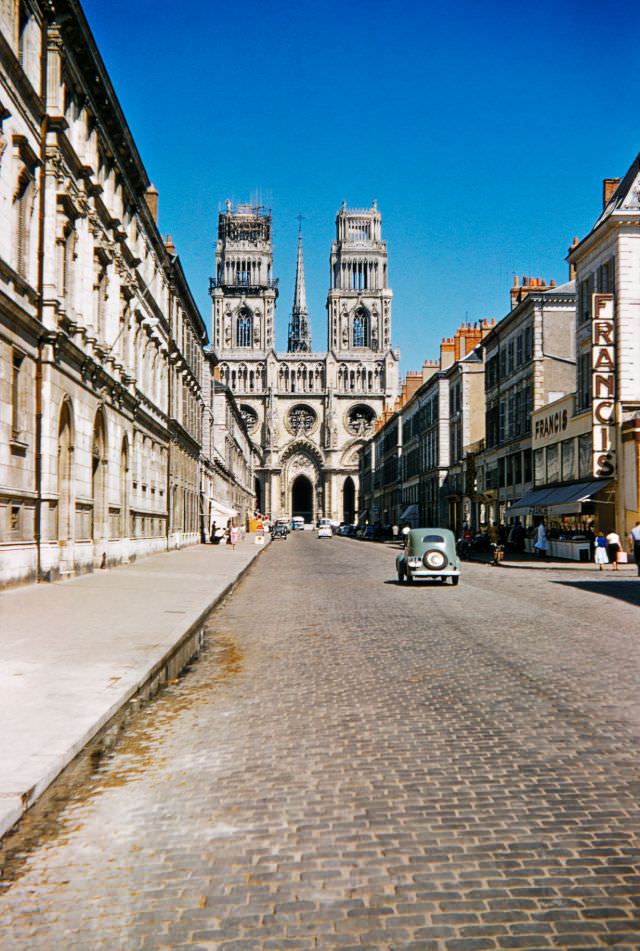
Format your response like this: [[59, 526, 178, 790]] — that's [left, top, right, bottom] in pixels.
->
[[592, 293, 616, 478]]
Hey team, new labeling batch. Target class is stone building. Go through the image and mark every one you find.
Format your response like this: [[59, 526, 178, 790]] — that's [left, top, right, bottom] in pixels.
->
[[211, 201, 400, 523], [474, 277, 576, 529], [359, 322, 493, 530], [567, 162, 640, 539], [0, 0, 255, 586]]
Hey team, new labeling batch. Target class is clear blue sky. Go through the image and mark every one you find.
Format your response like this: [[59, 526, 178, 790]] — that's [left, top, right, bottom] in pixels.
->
[[82, 0, 640, 373]]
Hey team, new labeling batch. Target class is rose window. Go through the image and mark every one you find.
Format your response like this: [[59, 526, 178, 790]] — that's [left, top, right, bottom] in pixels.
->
[[239, 405, 259, 433], [288, 405, 316, 436], [347, 405, 375, 436]]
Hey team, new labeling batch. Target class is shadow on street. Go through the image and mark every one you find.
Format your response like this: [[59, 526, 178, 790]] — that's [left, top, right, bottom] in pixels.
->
[[552, 577, 640, 608]]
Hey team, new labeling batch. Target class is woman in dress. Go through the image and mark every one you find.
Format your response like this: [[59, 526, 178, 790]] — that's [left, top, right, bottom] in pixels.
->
[[606, 529, 621, 571], [594, 531, 608, 570]]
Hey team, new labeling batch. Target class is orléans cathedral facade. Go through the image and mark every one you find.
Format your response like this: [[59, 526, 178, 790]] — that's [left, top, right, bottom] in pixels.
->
[[210, 201, 400, 523]]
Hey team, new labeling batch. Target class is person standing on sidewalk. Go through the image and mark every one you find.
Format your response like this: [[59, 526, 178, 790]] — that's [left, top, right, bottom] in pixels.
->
[[229, 525, 239, 550], [594, 532, 609, 570], [534, 520, 549, 560], [606, 529, 621, 571], [629, 521, 640, 576]]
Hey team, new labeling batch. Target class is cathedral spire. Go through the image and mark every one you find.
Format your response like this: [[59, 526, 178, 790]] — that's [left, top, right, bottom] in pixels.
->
[[288, 226, 312, 352]]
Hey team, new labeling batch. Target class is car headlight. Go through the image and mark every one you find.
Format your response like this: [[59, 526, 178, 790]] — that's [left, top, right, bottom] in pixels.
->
[[423, 549, 447, 570]]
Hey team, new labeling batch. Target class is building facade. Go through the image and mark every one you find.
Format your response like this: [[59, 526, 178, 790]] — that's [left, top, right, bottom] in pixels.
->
[[211, 201, 401, 523], [0, 0, 256, 587], [473, 277, 576, 529], [359, 322, 493, 530], [568, 162, 640, 539]]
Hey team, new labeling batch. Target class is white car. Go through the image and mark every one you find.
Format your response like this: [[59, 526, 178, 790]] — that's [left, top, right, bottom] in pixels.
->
[[317, 524, 332, 538]]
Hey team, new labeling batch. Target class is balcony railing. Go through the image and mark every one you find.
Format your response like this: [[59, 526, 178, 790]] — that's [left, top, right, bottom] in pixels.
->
[[209, 277, 279, 293]]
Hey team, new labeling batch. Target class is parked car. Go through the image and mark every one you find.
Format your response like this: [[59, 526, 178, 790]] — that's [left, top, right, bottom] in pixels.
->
[[358, 524, 381, 541], [317, 524, 332, 538], [338, 524, 356, 537], [396, 527, 460, 585], [291, 516, 305, 531], [270, 524, 287, 540]]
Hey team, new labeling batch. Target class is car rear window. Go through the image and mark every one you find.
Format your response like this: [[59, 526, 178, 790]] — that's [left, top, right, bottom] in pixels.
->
[[422, 534, 445, 543]]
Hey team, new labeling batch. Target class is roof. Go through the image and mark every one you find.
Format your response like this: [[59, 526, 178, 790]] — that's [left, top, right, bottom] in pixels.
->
[[570, 153, 640, 257]]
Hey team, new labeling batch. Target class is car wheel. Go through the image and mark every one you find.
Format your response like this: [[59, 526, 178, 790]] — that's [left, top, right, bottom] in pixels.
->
[[450, 576, 459, 586], [406, 571, 413, 584], [397, 568, 404, 584]]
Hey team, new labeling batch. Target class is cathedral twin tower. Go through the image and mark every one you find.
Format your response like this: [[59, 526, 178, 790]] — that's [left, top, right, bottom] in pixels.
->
[[209, 201, 399, 523]]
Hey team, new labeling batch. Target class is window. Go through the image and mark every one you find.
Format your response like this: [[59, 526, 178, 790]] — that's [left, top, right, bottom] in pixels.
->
[[578, 273, 594, 325], [561, 439, 576, 481], [577, 350, 592, 411], [15, 167, 35, 278], [236, 309, 252, 347], [578, 432, 592, 478], [11, 350, 24, 439], [352, 307, 369, 348], [546, 444, 560, 483]]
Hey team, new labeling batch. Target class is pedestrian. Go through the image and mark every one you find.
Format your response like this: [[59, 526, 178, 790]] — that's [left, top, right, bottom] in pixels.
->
[[594, 531, 608, 570], [534, 520, 549, 560], [630, 521, 640, 576], [210, 521, 217, 545], [606, 528, 621, 571], [229, 525, 239, 550]]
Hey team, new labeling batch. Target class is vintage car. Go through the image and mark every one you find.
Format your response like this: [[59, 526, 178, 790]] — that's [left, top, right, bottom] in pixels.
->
[[396, 527, 460, 585], [317, 520, 332, 538]]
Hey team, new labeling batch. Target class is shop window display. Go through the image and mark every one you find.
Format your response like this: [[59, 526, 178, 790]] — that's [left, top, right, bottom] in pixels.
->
[[561, 438, 576, 482]]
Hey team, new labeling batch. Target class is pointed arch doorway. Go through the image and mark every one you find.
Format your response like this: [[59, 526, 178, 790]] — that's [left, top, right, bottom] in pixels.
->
[[291, 474, 313, 523], [343, 476, 355, 524]]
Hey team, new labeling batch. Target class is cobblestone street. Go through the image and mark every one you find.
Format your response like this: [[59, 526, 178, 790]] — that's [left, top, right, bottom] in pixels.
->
[[1, 534, 639, 950]]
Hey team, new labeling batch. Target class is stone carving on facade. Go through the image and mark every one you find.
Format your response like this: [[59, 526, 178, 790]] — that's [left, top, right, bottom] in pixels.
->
[[288, 452, 313, 474]]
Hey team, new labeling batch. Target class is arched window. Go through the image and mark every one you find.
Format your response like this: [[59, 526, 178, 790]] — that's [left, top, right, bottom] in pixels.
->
[[236, 309, 252, 347], [352, 307, 369, 348]]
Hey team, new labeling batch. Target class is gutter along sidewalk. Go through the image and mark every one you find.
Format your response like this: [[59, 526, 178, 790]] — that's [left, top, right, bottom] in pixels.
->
[[0, 537, 267, 840]]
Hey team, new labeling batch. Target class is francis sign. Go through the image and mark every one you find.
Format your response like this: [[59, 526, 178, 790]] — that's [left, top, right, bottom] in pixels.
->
[[592, 293, 615, 478]]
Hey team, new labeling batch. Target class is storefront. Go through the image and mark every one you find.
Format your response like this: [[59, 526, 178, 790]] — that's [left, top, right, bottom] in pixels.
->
[[507, 394, 615, 559]]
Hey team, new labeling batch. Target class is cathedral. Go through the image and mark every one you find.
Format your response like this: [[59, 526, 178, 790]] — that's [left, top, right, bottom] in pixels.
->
[[210, 202, 400, 523]]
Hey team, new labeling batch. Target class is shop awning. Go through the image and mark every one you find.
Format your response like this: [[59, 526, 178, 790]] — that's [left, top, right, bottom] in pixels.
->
[[211, 501, 238, 525], [400, 504, 419, 522], [507, 480, 611, 518]]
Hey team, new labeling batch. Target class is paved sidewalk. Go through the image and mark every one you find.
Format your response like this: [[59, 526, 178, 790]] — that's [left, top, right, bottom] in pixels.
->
[[373, 537, 638, 572], [474, 550, 638, 571], [0, 536, 267, 840]]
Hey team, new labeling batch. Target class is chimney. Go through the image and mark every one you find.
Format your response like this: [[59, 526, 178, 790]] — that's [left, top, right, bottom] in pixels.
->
[[568, 235, 580, 280], [440, 337, 455, 370], [145, 184, 159, 223], [164, 234, 175, 255], [602, 178, 621, 208]]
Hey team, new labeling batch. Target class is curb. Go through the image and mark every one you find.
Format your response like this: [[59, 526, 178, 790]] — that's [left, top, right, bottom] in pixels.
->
[[0, 538, 269, 842]]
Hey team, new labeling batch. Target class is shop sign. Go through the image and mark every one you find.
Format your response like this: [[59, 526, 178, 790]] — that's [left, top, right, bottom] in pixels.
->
[[592, 294, 616, 478], [534, 408, 568, 440]]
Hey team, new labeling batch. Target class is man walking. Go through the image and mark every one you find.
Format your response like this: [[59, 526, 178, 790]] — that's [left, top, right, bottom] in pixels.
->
[[629, 521, 640, 576]]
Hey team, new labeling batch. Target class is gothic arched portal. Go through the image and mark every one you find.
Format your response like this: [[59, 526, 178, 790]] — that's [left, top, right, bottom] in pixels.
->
[[343, 476, 355, 524], [291, 475, 313, 523]]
